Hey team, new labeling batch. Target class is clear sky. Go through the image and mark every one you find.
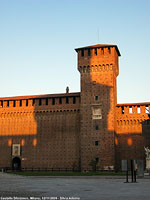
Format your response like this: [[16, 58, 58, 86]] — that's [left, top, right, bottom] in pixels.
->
[[0, 0, 150, 103]]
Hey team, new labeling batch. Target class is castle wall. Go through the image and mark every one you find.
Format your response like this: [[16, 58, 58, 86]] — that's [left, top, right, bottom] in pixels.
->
[[115, 103, 150, 169], [0, 43, 150, 172], [0, 94, 80, 170]]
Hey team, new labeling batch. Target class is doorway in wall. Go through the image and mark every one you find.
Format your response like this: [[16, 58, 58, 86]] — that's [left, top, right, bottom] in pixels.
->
[[12, 157, 21, 170]]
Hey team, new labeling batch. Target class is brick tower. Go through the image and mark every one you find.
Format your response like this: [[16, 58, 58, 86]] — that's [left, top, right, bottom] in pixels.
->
[[75, 44, 121, 171]]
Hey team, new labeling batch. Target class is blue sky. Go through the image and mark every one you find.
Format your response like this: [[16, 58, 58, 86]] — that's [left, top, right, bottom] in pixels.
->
[[0, 0, 150, 103]]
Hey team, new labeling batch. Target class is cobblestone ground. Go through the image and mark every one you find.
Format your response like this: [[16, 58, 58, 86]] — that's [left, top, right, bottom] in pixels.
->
[[1, 172, 150, 200], [0, 172, 41, 197]]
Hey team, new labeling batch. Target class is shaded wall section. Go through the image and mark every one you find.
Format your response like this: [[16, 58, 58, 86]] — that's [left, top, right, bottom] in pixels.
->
[[0, 93, 80, 170]]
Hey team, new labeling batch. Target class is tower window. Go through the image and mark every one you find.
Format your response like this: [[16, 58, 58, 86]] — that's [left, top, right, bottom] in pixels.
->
[[59, 97, 62, 104], [52, 98, 55, 105], [39, 99, 42, 106], [95, 157, 99, 163], [20, 100, 22, 107], [81, 49, 84, 57], [95, 48, 97, 55], [0, 101, 3, 108], [7, 101, 9, 107], [26, 100, 28, 107], [146, 106, 149, 113], [88, 49, 91, 56], [13, 101, 16, 107], [121, 106, 124, 114], [32, 99, 35, 106], [137, 106, 141, 113], [46, 98, 48, 105], [73, 97, 76, 104], [95, 96, 99, 101], [95, 141, 99, 146], [95, 125, 99, 130], [66, 97, 69, 104], [129, 106, 132, 114]]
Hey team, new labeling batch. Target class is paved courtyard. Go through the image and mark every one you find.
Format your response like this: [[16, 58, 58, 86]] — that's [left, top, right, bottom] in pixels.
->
[[0, 172, 150, 200]]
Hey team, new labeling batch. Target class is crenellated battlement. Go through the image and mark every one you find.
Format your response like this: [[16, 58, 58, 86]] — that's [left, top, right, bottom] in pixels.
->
[[116, 103, 150, 115], [115, 103, 150, 135], [0, 93, 80, 112], [75, 44, 120, 77]]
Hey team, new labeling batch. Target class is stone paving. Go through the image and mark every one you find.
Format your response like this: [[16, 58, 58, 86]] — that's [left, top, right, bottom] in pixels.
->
[[0, 172, 150, 200]]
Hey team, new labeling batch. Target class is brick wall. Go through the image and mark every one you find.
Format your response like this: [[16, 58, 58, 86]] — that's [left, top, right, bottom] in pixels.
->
[[75, 44, 120, 171], [0, 94, 80, 170], [0, 44, 150, 171], [115, 103, 150, 170]]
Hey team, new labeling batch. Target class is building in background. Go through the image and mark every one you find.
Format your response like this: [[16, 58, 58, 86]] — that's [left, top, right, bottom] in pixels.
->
[[0, 44, 150, 171]]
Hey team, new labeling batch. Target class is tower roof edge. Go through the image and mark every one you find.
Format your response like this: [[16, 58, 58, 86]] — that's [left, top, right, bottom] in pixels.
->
[[75, 44, 121, 56]]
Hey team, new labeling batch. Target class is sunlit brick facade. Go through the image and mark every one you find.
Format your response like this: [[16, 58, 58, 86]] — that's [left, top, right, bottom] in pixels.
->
[[0, 44, 150, 171]]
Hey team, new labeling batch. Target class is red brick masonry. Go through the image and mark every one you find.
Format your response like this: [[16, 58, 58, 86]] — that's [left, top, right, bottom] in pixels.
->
[[0, 44, 149, 171]]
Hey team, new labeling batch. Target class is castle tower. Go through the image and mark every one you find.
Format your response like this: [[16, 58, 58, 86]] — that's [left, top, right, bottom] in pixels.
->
[[75, 44, 121, 171]]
